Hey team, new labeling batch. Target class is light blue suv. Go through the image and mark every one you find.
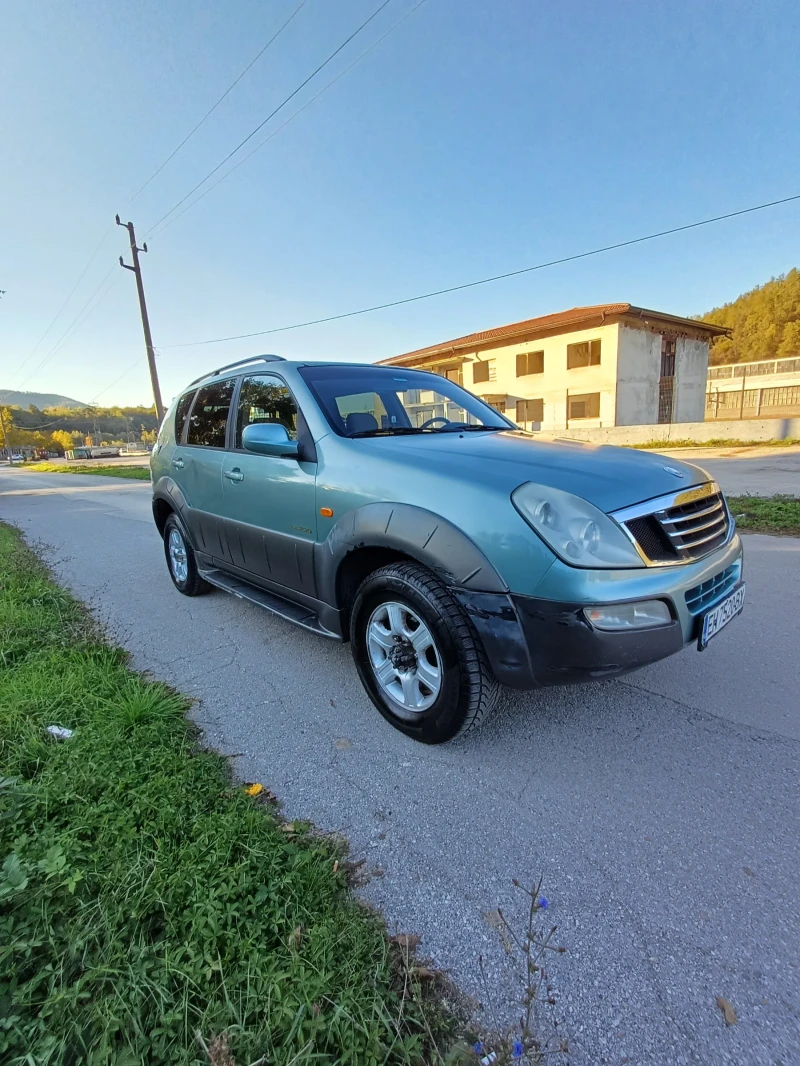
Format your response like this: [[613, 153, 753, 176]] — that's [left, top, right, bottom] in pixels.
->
[[151, 355, 744, 743]]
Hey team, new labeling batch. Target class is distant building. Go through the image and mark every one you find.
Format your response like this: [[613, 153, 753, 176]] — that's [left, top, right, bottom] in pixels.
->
[[380, 304, 727, 431], [706, 356, 800, 419]]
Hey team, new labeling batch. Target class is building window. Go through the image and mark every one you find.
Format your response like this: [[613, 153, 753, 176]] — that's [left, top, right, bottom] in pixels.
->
[[567, 339, 601, 369], [441, 366, 463, 386], [567, 392, 600, 420], [472, 360, 493, 384], [489, 400, 506, 414], [516, 350, 544, 376], [516, 398, 544, 422], [658, 336, 677, 424]]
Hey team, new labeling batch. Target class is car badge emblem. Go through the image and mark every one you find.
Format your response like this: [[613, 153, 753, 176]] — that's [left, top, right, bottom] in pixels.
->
[[663, 465, 685, 478]]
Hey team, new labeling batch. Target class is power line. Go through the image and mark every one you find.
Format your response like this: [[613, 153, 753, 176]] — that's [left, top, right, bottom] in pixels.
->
[[90, 357, 146, 404], [148, 0, 429, 241], [15, 264, 120, 389], [145, 0, 396, 238], [125, 0, 311, 206], [11, 2, 312, 393], [9, 229, 113, 385], [161, 193, 800, 349]]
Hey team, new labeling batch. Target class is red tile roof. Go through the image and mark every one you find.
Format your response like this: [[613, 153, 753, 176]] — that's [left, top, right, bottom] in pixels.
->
[[379, 303, 728, 365]]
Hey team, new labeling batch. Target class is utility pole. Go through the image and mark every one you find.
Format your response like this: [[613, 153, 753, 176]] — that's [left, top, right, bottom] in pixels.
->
[[116, 215, 165, 422]]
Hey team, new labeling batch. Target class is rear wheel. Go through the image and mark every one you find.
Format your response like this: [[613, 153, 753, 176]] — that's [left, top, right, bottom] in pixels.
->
[[163, 514, 210, 596], [350, 562, 499, 743]]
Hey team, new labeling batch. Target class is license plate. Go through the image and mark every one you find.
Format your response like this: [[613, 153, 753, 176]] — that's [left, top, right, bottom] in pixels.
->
[[698, 583, 745, 649]]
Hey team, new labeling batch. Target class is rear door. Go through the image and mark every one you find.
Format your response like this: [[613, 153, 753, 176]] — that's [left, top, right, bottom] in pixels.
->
[[220, 372, 318, 597], [181, 377, 237, 562]]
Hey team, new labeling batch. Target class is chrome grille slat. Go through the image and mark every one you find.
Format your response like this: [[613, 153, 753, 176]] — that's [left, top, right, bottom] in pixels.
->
[[613, 481, 732, 566], [665, 513, 727, 539], [660, 500, 725, 525], [679, 525, 729, 550]]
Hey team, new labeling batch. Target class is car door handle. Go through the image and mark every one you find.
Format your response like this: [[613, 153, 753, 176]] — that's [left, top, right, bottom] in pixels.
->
[[224, 469, 244, 483], [171, 458, 184, 470]]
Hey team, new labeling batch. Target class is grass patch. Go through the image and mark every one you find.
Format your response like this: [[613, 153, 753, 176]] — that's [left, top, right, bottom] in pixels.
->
[[25, 462, 150, 479], [728, 495, 800, 536], [0, 524, 454, 1065], [632, 437, 800, 450]]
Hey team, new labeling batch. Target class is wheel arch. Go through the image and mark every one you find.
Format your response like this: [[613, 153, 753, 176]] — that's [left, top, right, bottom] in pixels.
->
[[318, 502, 508, 628], [152, 478, 189, 537]]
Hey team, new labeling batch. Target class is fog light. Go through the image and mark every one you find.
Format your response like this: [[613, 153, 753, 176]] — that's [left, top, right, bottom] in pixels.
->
[[584, 600, 671, 631]]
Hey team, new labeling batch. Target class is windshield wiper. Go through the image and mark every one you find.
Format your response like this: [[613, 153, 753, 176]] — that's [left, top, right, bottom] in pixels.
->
[[347, 427, 426, 438], [431, 424, 510, 433]]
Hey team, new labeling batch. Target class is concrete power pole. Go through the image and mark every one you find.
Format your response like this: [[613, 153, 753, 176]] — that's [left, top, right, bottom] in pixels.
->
[[116, 216, 165, 422]]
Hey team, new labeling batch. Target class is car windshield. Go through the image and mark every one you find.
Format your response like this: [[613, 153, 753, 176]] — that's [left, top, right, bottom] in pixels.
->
[[298, 364, 513, 438]]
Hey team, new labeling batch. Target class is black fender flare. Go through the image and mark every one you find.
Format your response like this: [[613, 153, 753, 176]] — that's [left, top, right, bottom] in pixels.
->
[[151, 477, 190, 535], [315, 502, 508, 605]]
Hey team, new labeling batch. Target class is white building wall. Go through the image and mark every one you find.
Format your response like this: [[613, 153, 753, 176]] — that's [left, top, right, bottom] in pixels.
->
[[614, 325, 661, 425], [672, 336, 710, 422], [463, 322, 621, 431]]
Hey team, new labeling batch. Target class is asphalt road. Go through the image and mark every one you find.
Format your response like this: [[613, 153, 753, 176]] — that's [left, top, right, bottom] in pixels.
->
[[2, 466, 798, 1066], [656, 449, 800, 496]]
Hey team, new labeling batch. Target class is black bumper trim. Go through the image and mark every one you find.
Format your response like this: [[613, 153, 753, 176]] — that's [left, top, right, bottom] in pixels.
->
[[454, 589, 683, 689]]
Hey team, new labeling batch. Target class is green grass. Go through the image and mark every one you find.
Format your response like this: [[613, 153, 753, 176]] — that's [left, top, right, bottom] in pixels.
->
[[26, 462, 150, 479], [728, 495, 800, 536], [0, 524, 454, 1065], [632, 437, 800, 450]]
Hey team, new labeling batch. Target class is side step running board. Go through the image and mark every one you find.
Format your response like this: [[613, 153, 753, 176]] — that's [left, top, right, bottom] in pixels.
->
[[198, 568, 339, 639]]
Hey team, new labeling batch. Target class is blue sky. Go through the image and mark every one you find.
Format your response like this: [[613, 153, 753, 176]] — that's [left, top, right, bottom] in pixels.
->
[[2, 0, 799, 407]]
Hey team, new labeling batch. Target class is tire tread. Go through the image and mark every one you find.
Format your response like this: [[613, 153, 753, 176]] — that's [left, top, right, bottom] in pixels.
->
[[355, 561, 499, 739]]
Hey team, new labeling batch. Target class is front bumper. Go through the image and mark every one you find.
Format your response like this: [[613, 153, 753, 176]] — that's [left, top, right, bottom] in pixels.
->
[[454, 533, 743, 689]]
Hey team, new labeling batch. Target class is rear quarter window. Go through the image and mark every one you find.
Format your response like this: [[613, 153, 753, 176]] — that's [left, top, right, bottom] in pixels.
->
[[174, 390, 196, 442]]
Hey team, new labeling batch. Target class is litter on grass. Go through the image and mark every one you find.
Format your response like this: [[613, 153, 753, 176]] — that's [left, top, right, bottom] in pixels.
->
[[46, 726, 74, 741]]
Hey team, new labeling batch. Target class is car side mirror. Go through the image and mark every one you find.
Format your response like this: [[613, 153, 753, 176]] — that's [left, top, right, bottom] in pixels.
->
[[242, 422, 299, 458]]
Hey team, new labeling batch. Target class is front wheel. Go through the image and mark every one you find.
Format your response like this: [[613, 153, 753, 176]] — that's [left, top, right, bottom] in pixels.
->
[[163, 514, 210, 596], [350, 562, 499, 743]]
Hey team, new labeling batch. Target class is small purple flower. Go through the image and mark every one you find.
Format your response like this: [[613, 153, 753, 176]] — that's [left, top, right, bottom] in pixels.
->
[[473, 1041, 485, 1055], [538, 897, 549, 910], [512, 1038, 524, 1058]]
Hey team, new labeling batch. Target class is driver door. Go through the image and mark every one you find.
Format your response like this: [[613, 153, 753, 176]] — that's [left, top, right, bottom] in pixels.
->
[[220, 373, 318, 597]]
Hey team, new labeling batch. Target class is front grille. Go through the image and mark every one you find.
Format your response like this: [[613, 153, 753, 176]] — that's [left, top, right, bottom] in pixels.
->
[[657, 491, 730, 560], [616, 483, 732, 566], [685, 561, 741, 615]]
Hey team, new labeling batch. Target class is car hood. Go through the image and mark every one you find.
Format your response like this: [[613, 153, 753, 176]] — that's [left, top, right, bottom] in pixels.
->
[[360, 431, 710, 513]]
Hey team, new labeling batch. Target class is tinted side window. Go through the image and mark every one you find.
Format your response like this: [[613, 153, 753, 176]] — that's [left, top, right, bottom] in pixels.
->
[[186, 379, 236, 448], [235, 374, 298, 447], [174, 390, 196, 442]]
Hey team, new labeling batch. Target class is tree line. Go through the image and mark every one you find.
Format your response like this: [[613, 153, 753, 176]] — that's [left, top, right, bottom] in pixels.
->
[[700, 268, 800, 365], [2, 404, 159, 454]]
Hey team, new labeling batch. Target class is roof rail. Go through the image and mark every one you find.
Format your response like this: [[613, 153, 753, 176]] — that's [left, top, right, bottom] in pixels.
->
[[188, 354, 285, 387]]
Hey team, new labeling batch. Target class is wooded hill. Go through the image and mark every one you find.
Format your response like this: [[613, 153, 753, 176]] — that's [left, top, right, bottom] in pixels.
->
[[700, 268, 800, 365], [9, 404, 159, 439], [2, 404, 159, 453]]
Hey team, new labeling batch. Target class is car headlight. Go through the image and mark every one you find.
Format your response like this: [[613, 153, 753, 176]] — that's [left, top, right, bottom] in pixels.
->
[[512, 483, 644, 569]]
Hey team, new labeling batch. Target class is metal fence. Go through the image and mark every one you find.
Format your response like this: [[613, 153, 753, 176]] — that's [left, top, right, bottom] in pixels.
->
[[708, 356, 800, 380]]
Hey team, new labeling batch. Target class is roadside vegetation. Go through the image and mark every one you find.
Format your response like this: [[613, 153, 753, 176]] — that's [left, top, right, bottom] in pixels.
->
[[728, 495, 800, 536], [632, 437, 800, 450], [699, 267, 800, 365], [0, 523, 456, 1065], [24, 462, 150, 479]]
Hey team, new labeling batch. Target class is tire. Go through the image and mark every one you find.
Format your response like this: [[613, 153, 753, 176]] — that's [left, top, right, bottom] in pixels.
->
[[163, 514, 211, 596], [350, 562, 499, 744]]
